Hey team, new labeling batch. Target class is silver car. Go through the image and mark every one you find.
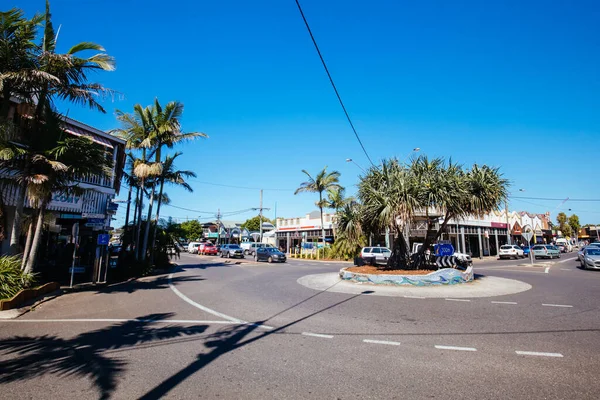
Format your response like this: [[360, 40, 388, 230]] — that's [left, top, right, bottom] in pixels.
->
[[580, 247, 600, 270]]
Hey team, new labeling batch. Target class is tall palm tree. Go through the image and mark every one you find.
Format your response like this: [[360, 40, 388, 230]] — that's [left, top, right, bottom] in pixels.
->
[[4, 1, 115, 255], [149, 152, 196, 264], [294, 166, 341, 246], [140, 99, 206, 261]]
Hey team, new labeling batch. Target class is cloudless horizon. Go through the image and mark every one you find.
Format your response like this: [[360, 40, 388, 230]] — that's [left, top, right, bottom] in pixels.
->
[[16, 0, 600, 227]]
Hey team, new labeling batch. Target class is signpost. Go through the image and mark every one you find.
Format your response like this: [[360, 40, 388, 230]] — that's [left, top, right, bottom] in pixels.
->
[[70, 222, 79, 288], [436, 243, 455, 256], [522, 227, 534, 265]]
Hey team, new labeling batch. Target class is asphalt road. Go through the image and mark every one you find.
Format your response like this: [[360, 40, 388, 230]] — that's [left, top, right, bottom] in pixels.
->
[[1, 251, 599, 399]]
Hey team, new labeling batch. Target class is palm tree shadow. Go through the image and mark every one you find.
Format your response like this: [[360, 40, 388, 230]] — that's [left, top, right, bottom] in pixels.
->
[[139, 289, 372, 399], [0, 313, 209, 400]]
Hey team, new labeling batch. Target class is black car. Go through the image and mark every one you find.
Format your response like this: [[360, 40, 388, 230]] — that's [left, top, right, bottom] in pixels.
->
[[219, 244, 244, 259], [255, 247, 286, 263]]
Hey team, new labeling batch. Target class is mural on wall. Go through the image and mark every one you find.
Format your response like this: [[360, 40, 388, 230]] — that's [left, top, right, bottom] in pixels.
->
[[340, 266, 474, 286]]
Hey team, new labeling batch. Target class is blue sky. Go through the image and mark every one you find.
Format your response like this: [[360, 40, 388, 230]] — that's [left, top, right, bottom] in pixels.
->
[[16, 0, 600, 226]]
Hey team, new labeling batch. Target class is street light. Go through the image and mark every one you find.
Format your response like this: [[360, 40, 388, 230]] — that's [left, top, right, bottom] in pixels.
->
[[345, 158, 366, 173], [401, 147, 420, 164]]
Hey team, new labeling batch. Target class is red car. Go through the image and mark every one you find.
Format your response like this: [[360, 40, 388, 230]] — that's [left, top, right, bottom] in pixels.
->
[[199, 242, 218, 255]]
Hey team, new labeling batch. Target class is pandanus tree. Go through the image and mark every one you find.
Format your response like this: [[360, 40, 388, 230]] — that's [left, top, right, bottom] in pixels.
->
[[294, 166, 341, 245]]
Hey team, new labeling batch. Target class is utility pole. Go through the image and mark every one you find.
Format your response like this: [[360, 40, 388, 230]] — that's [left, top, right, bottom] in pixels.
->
[[252, 189, 271, 243], [216, 209, 222, 245]]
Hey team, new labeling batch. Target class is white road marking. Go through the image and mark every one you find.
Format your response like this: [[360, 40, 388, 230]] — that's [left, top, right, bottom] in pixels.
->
[[0, 318, 240, 325], [168, 269, 273, 330], [435, 345, 477, 352], [560, 268, 571, 271], [445, 298, 471, 302], [544, 267, 550, 274], [363, 339, 401, 346], [404, 295, 426, 299], [542, 304, 573, 308], [515, 351, 563, 358], [302, 332, 334, 339], [491, 301, 517, 305], [324, 263, 332, 265], [557, 257, 577, 264]]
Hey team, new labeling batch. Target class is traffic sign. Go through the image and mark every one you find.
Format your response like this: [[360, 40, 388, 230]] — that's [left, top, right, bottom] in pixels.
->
[[522, 231, 533, 242], [97, 234, 110, 245], [436, 243, 455, 256]]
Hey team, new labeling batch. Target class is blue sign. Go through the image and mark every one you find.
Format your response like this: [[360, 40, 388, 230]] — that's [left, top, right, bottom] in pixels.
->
[[97, 234, 110, 245], [69, 267, 85, 274], [435, 243, 455, 256]]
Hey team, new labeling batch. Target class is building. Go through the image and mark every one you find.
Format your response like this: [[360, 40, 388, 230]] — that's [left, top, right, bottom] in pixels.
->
[[1, 115, 126, 280], [275, 211, 335, 252], [201, 220, 275, 244]]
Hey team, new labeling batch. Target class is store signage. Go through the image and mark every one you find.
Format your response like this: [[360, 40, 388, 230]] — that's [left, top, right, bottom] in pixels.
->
[[82, 213, 104, 219], [49, 192, 83, 211]]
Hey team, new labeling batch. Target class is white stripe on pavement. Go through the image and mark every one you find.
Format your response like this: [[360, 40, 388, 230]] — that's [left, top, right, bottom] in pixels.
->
[[404, 295, 426, 299], [168, 269, 273, 330], [302, 332, 334, 339], [557, 257, 578, 264], [363, 339, 401, 346], [542, 304, 573, 308], [560, 268, 571, 271], [515, 351, 563, 358], [445, 298, 471, 302], [435, 345, 477, 352], [0, 318, 240, 325], [491, 301, 517, 305]]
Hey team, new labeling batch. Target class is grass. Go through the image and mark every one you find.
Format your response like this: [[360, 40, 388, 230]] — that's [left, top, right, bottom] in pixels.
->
[[0, 255, 35, 300]]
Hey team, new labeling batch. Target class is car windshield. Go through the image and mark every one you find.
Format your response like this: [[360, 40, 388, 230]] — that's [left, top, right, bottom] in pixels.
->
[[587, 249, 600, 256], [500, 245, 512, 249], [532, 246, 543, 250], [229, 245, 241, 249]]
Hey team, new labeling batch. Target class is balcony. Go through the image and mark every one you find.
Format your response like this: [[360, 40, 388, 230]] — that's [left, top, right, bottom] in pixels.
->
[[76, 174, 112, 188]]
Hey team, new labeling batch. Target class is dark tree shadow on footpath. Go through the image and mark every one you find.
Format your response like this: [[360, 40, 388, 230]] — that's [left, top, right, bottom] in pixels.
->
[[97, 275, 206, 295], [0, 313, 209, 400], [139, 288, 375, 399]]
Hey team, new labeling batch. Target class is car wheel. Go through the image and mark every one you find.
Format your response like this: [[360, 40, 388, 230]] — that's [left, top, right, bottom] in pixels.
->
[[226, 252, 230, 258], [557, 254, 561, 258], [219, 252, 223, 258], [254, 255, 258, 262], [580, 260, 585, 269], [268, 256, 273, 263]]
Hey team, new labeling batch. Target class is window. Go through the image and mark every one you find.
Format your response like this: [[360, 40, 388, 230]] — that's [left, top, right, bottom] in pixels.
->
[[372, 248, 381, 254]]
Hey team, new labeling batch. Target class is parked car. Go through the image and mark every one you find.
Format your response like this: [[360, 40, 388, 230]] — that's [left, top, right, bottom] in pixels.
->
[[557, 244, 566, 253], [555, 238, 572, 252], [187, 242, 201, 254], [531, 244, 560, 259], [241, 242, 272, 256], [577, 246, 586, 262], [219, 244, 244, 258], [199, 242, 218, 255], [499, 245, 525, 259], [521, 245, 532, 256], [580, 247, 600, 270], [255, 247, 287, 263], [360, 247, 392, 265]]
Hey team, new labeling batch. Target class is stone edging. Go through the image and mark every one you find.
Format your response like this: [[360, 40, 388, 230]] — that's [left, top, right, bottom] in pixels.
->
[[339, 266, 474, 286], [0, 282, 60, 311]]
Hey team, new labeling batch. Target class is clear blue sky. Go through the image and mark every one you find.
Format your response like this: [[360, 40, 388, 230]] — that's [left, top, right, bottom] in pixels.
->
[[17, 0, 600, 226]]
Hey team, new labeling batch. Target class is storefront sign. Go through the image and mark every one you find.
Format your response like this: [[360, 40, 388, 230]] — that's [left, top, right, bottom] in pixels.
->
[[49, 193, 83, 211]]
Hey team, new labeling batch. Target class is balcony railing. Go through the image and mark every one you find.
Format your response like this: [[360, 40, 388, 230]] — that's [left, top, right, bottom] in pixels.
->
[[76, 174, 112, 188]]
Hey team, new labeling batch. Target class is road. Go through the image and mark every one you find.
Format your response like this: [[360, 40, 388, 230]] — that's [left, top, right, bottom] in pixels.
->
[[1, 252, 599, 399]]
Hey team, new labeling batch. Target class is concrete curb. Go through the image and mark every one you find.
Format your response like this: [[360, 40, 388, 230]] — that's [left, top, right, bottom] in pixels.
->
[[0, 289, 63, 319], [297, 272, 532, 298], [339, 267, 474, 286]]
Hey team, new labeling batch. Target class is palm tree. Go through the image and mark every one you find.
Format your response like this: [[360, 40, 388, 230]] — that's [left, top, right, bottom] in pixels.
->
[[22, 110, 112, 273], [358, 158, 419, 268], [149, 152, 196, 264], [294, 166, 341, 246], [4, 1, 115, 255]]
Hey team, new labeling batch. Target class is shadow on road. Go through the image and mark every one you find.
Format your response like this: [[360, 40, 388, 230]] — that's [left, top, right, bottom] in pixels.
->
[[98, 275, 205, 295], [139, 284, 371, 399], [0, 313, 209, 400]]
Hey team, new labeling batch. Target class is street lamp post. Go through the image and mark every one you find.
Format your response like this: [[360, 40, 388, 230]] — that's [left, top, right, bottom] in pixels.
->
[[345, 158, 366, 173]]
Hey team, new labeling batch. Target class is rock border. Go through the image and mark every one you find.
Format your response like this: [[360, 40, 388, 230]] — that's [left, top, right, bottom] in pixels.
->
[[339, 266, 474, 286]]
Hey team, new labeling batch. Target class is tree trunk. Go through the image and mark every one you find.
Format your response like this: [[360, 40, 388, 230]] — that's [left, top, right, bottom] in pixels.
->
[[9, 184, 27, 255], [141, 184, 155, 261], [24, 204, 45, 274], [124, 183, 132, 228], [134, 180, 144, 260], [20, 218, 34, 271], [387, 225, 411, 270], [149, 179, 165, 266]]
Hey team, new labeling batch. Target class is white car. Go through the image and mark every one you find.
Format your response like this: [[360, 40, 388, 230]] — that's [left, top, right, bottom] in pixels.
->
[[580, 247, 600, 270], [498, 245, 524, 259], [187, 242, 201, 254], [360, 247, 392, 264]]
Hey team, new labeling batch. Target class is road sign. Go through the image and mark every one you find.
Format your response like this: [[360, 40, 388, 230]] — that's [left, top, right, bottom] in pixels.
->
[[436, 243, 455, 256], [436, 255, 457, 267], [522, 231, 533, 242], [69, 266, 85, 274], [97, 234, 110, 245]]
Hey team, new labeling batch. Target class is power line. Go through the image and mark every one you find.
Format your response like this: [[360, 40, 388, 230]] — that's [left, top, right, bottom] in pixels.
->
[[188, 179, 293, 192], [294, 0, 375, 167], [512, 196, 600, 202]]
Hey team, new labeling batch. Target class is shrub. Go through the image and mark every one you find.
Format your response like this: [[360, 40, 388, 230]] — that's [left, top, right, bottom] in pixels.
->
[[0, 256, 35, 300]]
